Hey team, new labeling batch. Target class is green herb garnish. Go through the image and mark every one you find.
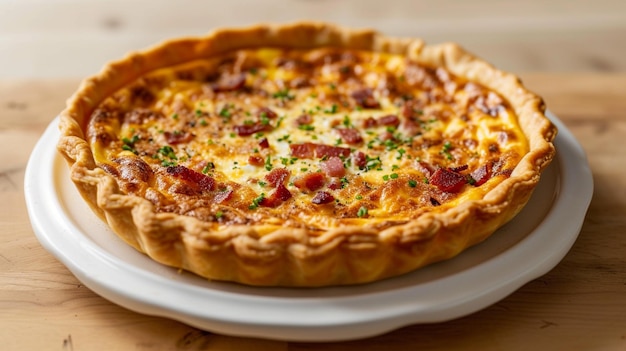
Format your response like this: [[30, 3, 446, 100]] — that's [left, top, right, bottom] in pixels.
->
[[441, 141, 454, 160], [264, 155, 273, 171], [357, 206, 368, 218], [202, 162, 215, 174], [249, 193, 266, 210], [272, 89, 294, 101], [324, 104, 338, 114]]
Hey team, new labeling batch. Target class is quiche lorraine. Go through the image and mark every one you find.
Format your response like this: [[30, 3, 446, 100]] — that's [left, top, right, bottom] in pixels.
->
[[57, 22, 556, 286]]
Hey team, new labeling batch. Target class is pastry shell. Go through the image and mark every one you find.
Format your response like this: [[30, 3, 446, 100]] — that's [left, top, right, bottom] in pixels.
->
[[57, 22, 556, 287]]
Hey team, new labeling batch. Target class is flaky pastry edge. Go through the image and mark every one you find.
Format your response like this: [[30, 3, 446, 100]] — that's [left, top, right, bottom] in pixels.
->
[[57, 22, 557, 286]]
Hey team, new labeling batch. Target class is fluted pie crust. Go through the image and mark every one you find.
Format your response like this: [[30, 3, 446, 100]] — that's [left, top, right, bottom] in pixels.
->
[[57, 22, 556, 287]]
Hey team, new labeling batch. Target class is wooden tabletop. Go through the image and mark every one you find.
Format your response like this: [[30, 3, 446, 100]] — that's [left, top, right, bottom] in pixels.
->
[[1, 74, 625, 350], [2, 0, 626, 77]]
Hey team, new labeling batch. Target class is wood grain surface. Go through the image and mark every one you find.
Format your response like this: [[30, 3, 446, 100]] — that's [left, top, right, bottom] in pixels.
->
[[1, 0, 626, 78], [1, 74, 625, 350]]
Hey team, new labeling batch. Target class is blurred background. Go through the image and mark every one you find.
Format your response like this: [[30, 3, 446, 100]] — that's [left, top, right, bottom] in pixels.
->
[[1, 0, 625, 79]]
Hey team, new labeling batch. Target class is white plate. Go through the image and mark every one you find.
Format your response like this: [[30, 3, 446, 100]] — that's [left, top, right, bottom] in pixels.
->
[[25, 111, 592, 342]]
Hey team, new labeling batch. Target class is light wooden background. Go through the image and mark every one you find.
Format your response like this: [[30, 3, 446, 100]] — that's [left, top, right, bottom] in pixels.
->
[[1, 0, 625, 79], [1, 1, 626, 350]]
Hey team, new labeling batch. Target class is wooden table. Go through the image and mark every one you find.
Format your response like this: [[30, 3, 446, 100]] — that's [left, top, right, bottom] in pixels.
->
[[1, 74, 625, 350]]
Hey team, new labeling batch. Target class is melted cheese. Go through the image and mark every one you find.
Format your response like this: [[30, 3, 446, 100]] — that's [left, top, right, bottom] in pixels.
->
[[88, 47, 528, 231]]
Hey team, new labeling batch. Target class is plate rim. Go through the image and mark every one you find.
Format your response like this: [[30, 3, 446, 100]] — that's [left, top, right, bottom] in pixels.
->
[[24, 111, 593, 342]]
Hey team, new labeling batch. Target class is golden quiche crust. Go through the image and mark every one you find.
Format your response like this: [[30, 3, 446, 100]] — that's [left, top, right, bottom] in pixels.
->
[[57, 22, 556, 286]]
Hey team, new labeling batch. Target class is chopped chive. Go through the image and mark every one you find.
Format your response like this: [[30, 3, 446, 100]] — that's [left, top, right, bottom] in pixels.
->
[[340, 177, 349, 187], [357, 206, 368, 218], [249, 193, 266, 210], [201, 162, 215, 174], [264, 155, 273, 171], [219, 106, 232, 119], [396, 148, 406, 160], [272, 89, 294, 101], [342, 115, 352, 127], [324, 104, 338, 114]]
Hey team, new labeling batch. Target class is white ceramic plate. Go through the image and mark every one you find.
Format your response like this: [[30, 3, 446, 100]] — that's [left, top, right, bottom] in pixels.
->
[[25, 111, 592, 342]]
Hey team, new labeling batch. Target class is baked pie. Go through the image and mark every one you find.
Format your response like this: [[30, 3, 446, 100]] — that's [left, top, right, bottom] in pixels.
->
[[57, 22, 556, 286]]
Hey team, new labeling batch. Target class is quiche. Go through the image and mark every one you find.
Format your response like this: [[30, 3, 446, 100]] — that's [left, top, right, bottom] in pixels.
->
[[57, 22, 556, 287]]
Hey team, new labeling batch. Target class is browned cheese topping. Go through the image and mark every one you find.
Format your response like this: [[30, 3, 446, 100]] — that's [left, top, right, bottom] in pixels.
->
[[87, 48, 527, 232]]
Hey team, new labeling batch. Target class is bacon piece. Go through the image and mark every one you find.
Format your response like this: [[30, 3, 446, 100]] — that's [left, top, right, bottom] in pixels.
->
[[233, 123, 270, 136], [450, 164, 469, 173], [311, 144, 350, 159], [351, 88, 380, 108], [265, 168, 290, 188], [164, 131, 194, 145], [260, 184, 292, 207], [167, 165, 215, 192], [293, 172, 326, 192], [378, 114, 400, 127], [378, 131, 395, 142], [401, 118, 422, 137], [336, 128, 363, 145], [471, 164, 492, 186], [295, 113, 312, 126], [273, 185, 292, 201], [214, 189, 233, 203], [289, 142, 351, 159], [402, 99, 425, 119], [429, 168, 467, 193], [212, 73, 246, 92], [329, 119, 341, 128], [320, 156, 346, 178], [289, 143, 315, 158], [129, 85, 155, 105], [248, 155, 264, 167], [362, 117, 377, 129], [328, 178, 343, 190], [312, 191, 335, 205], [258, 137, 269, 148], [352, 151, 367, 169], [257, 107, 278, 119]]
